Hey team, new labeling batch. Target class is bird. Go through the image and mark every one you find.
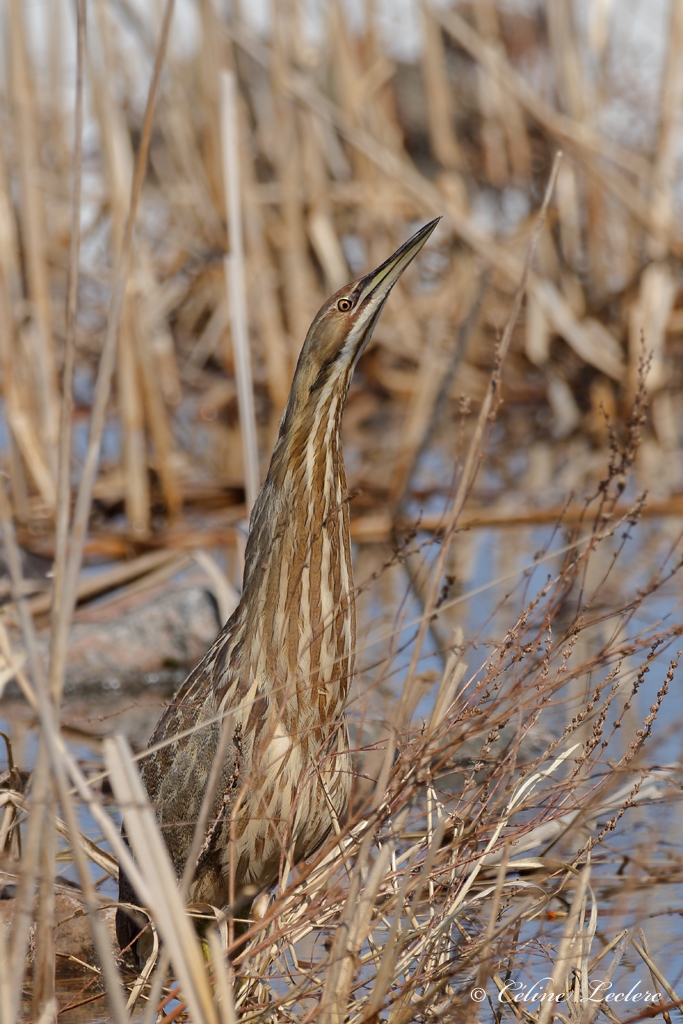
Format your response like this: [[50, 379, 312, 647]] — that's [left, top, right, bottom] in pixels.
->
[[116, 217, 440, 962]]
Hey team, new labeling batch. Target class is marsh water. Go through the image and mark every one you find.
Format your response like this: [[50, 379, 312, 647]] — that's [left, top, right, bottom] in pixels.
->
[[3, 431, 683, 1020]]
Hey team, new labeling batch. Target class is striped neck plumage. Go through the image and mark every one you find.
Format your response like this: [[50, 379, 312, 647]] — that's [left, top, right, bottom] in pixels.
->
[[234, 351, 355, 704], [231, 218, 441, 692]]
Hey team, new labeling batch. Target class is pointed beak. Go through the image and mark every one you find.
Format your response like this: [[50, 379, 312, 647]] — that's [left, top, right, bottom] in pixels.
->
[[356, 217, 441, 306]]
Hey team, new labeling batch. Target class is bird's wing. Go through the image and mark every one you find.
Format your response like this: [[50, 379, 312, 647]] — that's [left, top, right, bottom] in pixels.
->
[[138, 642, 245, 878]]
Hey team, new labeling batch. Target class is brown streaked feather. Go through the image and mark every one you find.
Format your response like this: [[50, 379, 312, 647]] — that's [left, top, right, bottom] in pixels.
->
[[116, 220, 439, 961], [117, 387, 355, 947]]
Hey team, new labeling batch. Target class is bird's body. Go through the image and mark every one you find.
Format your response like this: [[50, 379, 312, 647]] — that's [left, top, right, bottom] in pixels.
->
[[126, 374, 356, 913], [116, 219, 439, 958]]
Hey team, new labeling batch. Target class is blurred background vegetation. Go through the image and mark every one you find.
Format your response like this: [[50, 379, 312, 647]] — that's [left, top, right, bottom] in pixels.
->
[[1, 0, 681, 564]]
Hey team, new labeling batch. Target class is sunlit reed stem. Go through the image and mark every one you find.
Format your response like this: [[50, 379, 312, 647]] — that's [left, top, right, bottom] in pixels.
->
[[221, 68, 260, 516]]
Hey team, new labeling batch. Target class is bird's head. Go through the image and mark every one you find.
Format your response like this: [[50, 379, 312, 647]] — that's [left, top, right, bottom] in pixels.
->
[[281, 217, 441, 427], [248, 217, 441, 574]]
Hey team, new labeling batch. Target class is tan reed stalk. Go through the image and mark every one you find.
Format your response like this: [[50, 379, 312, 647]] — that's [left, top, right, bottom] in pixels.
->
[[633, 931, 682, 1011], [132, 254, 182, 517], [628, 0, 683, 398], [326, 0, 373, 181], [221, 69, 260, 514], [197, 0, 224, 211], [104, 735, 218, 1024], [363, 847, 419, 1020], [546, 0, 588, 130], [88, 7, 150, 532], [579, 929, 631, 1024], [360, 14, 404, 157], [420, 0, 462, 170], [474, 0, 511, 187], [60, 0, 176, 642], [118, 302, 152, 534], [374, 152, 563, 800], [134, 309, 182, 518], [207, 928, 238, 1024], [139, 951, 173, 1024], [649, 0, 683, 258], [181, 299, 230, 385], [303, 111, 349, 293], [67, 697, 234, 1019], [55, 721, 219, 1018], [555, 157, 584, 270], [91, 0, 133, 249], [470, 841, 511, 1008], [547, 0, 608, 299], [0, 121, 29, 513], [319, 833, 395, 1023], [272, 12, 319, 348], [0, 473, 54, 1024], [6, 742, 53, 1024], [0, 898, 10, 1023], [46, 0, 66, 176], [475, 0, 531, 182], [241, 117, 292, 414], [49, 0, 86, 704], [32, 814, 57, 1020], [0, 484, 130, 1024], [0, 273, 54, 510], [7, 0, 60, 482], [282, 108, 318, 349], [536, 863, 592, 1024], [156, 66, 223, 243]]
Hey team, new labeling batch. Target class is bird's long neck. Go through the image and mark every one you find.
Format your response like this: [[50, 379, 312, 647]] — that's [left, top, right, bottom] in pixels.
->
[[234, 369, 355, 711]]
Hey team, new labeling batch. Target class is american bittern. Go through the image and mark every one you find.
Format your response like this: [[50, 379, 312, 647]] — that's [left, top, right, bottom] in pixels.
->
[[116, 218, 439, 960]]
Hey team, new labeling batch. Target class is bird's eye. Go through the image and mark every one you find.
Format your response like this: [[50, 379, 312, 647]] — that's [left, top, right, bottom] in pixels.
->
[[337, 298, 352, 312]]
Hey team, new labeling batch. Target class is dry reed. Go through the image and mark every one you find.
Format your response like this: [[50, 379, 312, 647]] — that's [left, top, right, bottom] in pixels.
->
[[1, 2, 683, 1022]]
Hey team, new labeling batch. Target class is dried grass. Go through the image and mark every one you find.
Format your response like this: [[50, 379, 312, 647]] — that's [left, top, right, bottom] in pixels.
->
[[1, 2, 683, 1022]]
